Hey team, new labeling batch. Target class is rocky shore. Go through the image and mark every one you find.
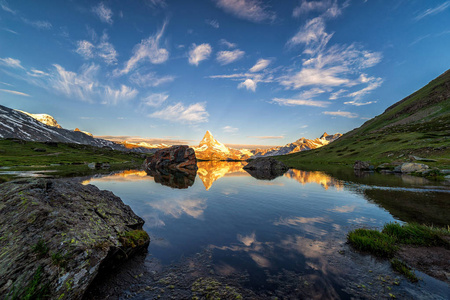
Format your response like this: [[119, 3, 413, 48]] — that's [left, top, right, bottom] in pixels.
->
[[0, 178, 150, 299]]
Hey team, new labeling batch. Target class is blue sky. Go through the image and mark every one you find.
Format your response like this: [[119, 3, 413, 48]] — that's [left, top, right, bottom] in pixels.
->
[[0, 0, 449, 147]]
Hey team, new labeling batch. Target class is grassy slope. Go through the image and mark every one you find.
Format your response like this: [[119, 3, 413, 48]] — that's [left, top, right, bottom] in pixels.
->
[[278, 70, 450, 169], [0, 139, 145, 180]]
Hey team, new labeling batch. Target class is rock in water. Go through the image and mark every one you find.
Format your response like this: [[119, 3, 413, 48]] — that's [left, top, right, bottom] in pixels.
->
[[143, 145, 198, 172], [243, 157, 289, 180], [0, 179, 150, 299]]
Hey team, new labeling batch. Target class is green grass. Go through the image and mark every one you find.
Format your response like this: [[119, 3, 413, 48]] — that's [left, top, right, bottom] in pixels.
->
[[390, 259, 418, 282], [0, 139, 146, 180], [31, 240, 49, 259], [118, 230, 150, 248], [347, 228, 398, 258], [6, 266, 50, 300], [348, 223, 450, 282]]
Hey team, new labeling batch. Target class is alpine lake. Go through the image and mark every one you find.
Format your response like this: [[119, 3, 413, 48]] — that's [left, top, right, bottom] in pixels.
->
[[79, 161, 449, 299]]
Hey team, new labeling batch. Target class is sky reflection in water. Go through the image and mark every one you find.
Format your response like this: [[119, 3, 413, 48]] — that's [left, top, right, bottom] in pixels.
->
[[85, 162, 449, 297]]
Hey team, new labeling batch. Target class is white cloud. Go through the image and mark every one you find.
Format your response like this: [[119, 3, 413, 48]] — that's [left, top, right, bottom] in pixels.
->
[[129, 72, 174, 87], [0, 88, 30, 97], [150, 102, 209, 124], [205, 19, 219, 28], [0, 1, 16, 14], [414, 1, 450, 21], [215, 0, 276, 23], [97, 33, 118, 65], [345, 76, 383, 101], [219, 39, 237, 48], [21, 18, 52, 30], [142, 93, 169, 107], [188, 43, 212, 66], [27, 69, 49, 78], [50, 63, 137, 104], [103, 85, 138, 105], [223, 125, 239, 133], [323, 111, 358, 118], [0, 57, 25, 69], [288, 17, 333, 55], [329, 88, 346, 100], [272, 98, 330, 107], [76, 40, 95, 58], [115, 22, 169, 75], [280, 67, 350, 89], [238, 78, 257, 91], [93, 2, 113, 25], [293, 0, 332, 17], [216, 49, 245, 65], [249, 58, 271, 72]]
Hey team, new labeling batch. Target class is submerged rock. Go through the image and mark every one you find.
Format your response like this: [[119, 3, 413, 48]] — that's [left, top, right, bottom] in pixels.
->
[[0, 179, 149, 299], [243, 157, 289, 180]]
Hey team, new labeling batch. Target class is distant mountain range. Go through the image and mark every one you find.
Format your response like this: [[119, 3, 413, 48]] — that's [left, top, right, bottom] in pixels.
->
[[0, 105, 153, 153], [0, 104, 341, 160], [192, 130, 341, 161]]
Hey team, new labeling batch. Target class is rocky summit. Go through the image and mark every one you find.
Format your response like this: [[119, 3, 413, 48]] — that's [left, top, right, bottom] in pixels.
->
[[0, 179, 150, 300], [193, 131, 253, 161]]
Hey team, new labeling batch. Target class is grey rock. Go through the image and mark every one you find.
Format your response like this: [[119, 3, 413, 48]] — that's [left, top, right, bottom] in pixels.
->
[[397, 162, 429, 173], [353, 160, 371, 170], [409, 155, 438, 162], [0, 179, 149, 299], [243, 158, 289, 180]]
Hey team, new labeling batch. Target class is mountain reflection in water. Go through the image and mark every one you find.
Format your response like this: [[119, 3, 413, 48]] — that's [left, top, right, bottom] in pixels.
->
[[84, 163, 449, 299]]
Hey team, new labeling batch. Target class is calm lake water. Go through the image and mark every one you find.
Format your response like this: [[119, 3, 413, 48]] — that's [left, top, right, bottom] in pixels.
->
[[84, 162, 450, 299]]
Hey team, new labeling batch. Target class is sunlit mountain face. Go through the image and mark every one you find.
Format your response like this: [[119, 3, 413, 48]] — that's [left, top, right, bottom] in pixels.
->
[[197, 161, 247, 190]]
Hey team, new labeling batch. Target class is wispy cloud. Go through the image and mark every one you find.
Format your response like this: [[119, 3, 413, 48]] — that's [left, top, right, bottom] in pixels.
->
[[323, 111, 358, 118], [287, 17, 332, 54], [142, 93, 169, 107], [414, 1, 450, 21], [0, 57, 25, 69], [129, 72, 174, 87], [344, 75, 383, 103], [1, 1, 51, 29], [216, 49, 245, 65], [0, 0, 16, 14], [272, 98, 330, 107], [214, 0, 276, 23], [249, 58, 271, 72], [188, 43, 212, 66], [93, 2, 113, 25], [293, 0, 342, 18], [205, 19, 219, 28], [223, 125, 239, 133], [248, 135, 284, 140], [103, 85, 138, 105], [2, 28, 18, 34], [0, 88, 30, 97], [115, 22, 169, 75], [76, 32, 118, 65], [219, 39, 237, 48], [150, 102, 209, 124], [210, 72, 273, 92]]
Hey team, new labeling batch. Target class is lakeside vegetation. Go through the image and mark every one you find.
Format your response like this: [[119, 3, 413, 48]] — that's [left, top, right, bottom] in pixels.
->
[[348, 223, 450, 282], [0, 139, 145, 181]]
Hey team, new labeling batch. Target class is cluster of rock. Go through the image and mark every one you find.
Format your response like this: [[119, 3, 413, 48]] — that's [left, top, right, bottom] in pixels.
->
[[0, 179, 150, 299], [143, 145, 198, 189]]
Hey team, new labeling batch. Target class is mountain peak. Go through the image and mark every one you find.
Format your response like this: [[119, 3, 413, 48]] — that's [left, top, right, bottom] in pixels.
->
[[17, 110, 62, 129], [320, 132, 329, 139], [199, 130, 216, 146]]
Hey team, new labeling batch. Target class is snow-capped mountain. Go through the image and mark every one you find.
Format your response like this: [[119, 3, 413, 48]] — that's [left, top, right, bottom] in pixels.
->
[[0, 104, 153, 153], [251, 132, 342, 157], [16, 110, 63, 128], [193, 131, 252, 161]]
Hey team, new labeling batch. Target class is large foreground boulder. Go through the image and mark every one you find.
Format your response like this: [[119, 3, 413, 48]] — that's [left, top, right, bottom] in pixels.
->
[[0, 179, 149, 300], [243, 158, 289, 180]]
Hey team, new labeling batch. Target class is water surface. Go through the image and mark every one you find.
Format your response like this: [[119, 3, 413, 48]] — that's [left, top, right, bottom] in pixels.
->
[[84, 162, 450, 299]]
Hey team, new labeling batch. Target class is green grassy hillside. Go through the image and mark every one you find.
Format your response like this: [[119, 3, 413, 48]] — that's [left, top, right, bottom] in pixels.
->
[[278, 69, 450, 169], [0, 139, 145, 180]]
